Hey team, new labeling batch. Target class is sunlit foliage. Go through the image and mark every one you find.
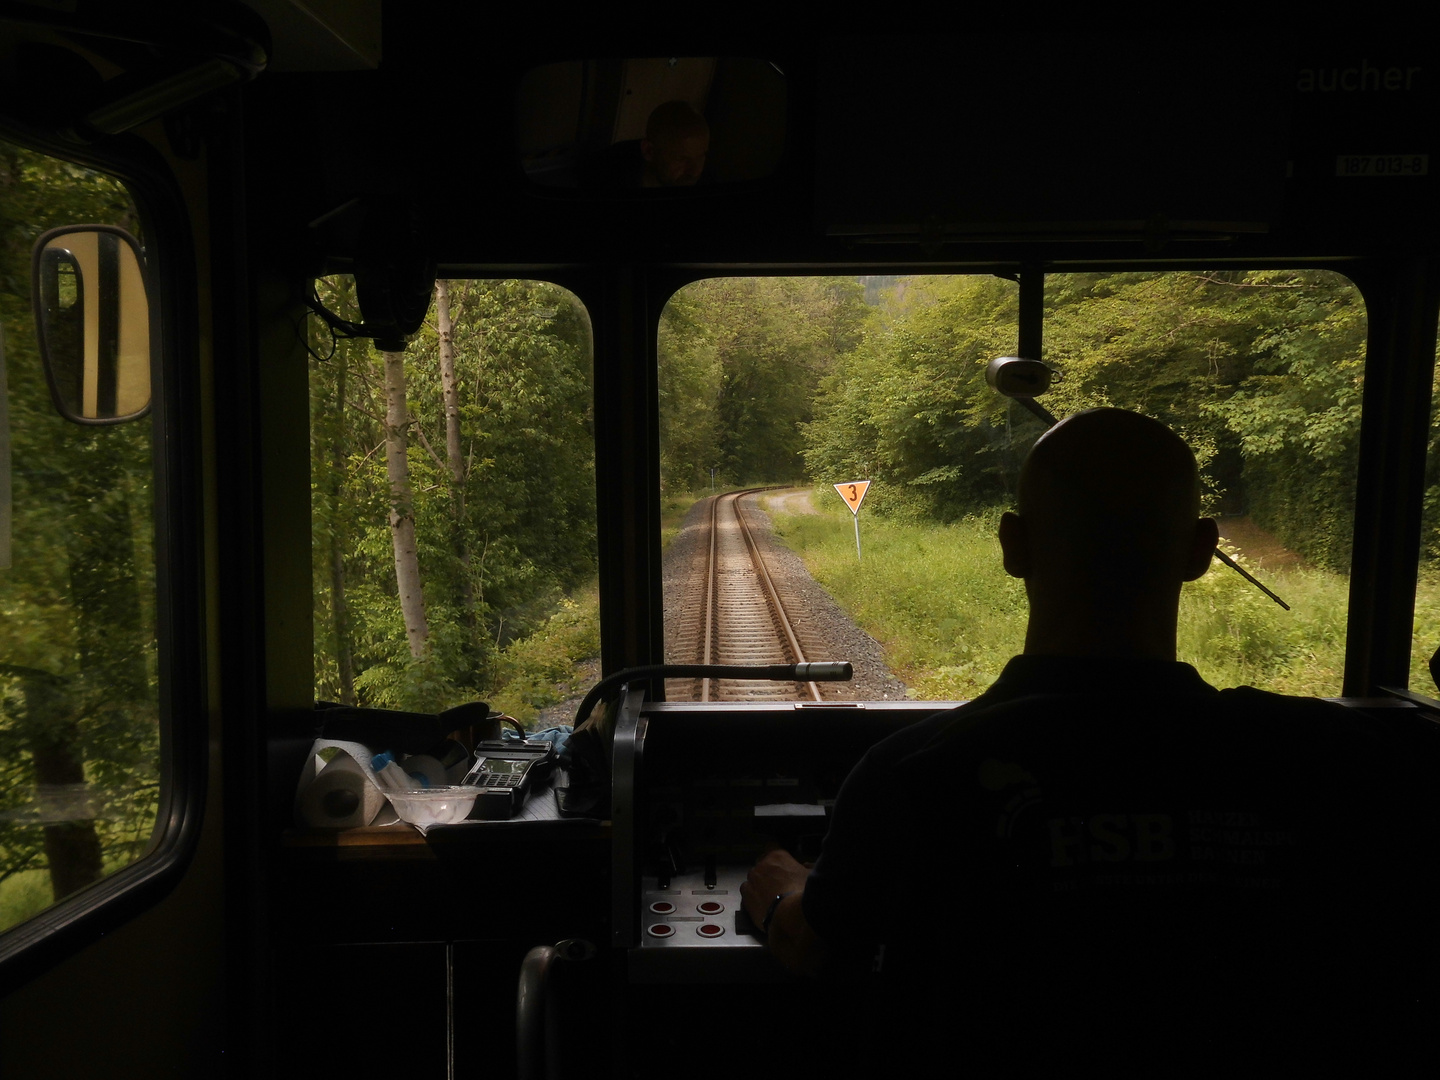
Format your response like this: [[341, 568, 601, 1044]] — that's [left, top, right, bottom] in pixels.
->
[[803, 271, 1366, 568]]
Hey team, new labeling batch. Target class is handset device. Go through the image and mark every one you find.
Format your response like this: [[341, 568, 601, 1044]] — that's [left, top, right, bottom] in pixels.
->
[[462, 739, 557, 819]]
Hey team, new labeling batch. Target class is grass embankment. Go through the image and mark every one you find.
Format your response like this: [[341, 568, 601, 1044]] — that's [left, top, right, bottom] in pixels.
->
[[661, 490, 706, 548], [485, 583, 601, 725], [0, 870, 52, 931], [1, 847, 153, 934], [485, 491, 709, 725], [770, 491, 1358, 700]]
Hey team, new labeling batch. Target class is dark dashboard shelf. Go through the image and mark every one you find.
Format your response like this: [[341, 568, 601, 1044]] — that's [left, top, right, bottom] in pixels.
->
[[281, 772, 610, 858]]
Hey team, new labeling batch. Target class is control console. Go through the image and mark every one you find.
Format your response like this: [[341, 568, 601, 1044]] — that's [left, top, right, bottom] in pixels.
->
[[612, 694, 946, 983]]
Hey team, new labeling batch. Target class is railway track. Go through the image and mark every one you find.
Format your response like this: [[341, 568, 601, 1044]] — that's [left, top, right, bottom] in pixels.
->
[[671, 490, 823, 702]]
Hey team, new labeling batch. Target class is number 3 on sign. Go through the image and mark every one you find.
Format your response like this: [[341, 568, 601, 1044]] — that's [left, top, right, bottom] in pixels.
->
[[833, 480, 871, 562], [834, 480, 870, 515]]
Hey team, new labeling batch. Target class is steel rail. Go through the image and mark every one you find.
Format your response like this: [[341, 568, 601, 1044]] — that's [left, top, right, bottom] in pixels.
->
[[731, 492, 823, 700], [697, 490, 822, 702], [700, 493, 719, 700]]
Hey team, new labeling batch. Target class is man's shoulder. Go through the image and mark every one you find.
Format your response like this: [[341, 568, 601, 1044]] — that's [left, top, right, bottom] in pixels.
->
[[1216, 685, 1440, 772], [855, 707, 968, 770], [1212, 684, 1350, 721], [873, 661, 1400, 771], [863, 658, 1428, 774]]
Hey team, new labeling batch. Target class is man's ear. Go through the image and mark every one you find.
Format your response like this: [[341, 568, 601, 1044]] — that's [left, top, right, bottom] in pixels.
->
[[1183, 518, 1221, 581], [999, 511, 1029, 579]]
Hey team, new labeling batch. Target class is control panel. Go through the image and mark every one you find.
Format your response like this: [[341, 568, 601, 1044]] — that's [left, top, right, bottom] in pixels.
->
[[612, 694, 945, 983]]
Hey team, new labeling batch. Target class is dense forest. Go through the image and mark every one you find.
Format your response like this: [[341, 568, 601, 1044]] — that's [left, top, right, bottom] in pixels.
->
[[657, 277, 868, 489]]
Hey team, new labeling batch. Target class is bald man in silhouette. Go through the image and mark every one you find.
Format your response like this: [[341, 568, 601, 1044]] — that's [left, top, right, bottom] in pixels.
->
[[742, 408, 1432, 1071]]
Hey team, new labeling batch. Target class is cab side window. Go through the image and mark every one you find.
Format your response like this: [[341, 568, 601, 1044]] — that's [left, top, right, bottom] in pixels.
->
[[1411, 318, 1440, 690], [0, 141, 160, 934]]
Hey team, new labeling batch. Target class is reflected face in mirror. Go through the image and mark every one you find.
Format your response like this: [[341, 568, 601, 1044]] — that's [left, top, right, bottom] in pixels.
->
[[641, 101, 710, 188], [642, 131, 709, 187], [517, 58, 785, 191]]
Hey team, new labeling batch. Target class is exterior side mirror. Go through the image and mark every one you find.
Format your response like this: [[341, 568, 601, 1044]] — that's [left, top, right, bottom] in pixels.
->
[[31, 225, 152, 425]]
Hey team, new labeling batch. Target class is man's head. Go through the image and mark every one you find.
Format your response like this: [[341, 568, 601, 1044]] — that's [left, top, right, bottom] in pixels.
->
[[998, 408, 1219, 657], [641, 101, 710, 188]]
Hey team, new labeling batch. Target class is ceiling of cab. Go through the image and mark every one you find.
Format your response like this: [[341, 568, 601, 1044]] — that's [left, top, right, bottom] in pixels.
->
[[236, 0, 380, 71]]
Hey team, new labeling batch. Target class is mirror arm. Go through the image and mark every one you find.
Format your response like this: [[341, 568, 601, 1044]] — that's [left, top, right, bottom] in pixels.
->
[[1015, 396, 1058, 428]]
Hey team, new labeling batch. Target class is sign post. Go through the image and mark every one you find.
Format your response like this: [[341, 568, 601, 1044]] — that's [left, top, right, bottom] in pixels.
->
[[833, 480, 871, 562]]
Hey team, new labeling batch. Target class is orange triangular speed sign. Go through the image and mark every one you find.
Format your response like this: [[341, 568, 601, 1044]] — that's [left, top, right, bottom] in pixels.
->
[[834, 480, 870, 516]]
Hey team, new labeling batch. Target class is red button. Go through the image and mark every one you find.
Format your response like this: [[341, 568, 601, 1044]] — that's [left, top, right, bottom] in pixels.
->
[[697, 924, 725, 938], [649, 901, 676, 914], [697, 901, 724, 915], [647, 924, 675, 938]]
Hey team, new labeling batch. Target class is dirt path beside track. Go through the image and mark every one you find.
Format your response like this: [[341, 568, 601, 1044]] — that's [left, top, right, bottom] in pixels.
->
[[1216, 516, 1304, 570]]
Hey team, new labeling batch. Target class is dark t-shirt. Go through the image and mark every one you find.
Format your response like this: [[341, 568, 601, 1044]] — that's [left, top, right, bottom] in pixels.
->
[[802, 655, 1437, 1068]]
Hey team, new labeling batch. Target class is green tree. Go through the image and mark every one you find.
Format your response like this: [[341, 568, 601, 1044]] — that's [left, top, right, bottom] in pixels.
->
[[803, 268, 1365, 565]]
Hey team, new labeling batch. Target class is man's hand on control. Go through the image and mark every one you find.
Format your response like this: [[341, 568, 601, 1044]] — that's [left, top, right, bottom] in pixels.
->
[[740, 848, 809, 928], [741, 849, 824, 975]]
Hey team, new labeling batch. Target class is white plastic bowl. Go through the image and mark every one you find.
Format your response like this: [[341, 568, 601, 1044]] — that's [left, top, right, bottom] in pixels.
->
[[383, 786, 483, 834]]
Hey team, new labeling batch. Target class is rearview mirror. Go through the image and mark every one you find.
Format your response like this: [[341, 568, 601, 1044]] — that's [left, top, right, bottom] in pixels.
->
[[987, 356, 1059, 427], [517, 57, 786, 191], [31, 225, 152, 424], [985, 357, 1055, 399]]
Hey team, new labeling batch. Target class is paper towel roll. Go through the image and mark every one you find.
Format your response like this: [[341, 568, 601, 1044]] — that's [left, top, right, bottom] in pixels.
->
[[298, 751, 389, 828]]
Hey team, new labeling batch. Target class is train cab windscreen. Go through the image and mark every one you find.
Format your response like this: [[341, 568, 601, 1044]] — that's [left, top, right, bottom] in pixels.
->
[[659, 271, 1369, 703]]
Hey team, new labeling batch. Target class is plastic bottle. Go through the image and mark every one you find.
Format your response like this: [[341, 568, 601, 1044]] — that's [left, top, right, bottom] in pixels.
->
[[369, 750, 412, 791]]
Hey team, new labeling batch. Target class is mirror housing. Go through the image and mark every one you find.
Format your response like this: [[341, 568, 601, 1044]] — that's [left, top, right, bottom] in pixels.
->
[[350, 200, 436, 353], [31, 225, 152, 425], [987, 356, 1059, 427], [985, 357, 1055, 399]]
